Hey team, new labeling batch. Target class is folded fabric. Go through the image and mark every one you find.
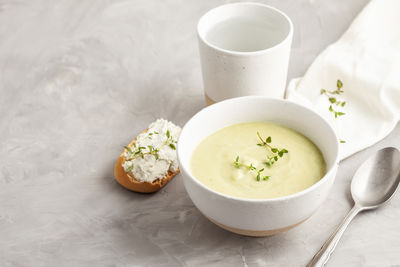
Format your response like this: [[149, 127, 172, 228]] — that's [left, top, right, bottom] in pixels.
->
[[286, 0, 400, 160]]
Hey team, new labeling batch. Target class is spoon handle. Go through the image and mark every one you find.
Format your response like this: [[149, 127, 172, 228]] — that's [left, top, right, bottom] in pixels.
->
[[307, 205, 362, 267]]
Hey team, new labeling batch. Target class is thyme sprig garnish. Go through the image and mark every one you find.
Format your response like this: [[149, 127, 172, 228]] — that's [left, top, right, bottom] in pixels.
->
[[123, 129, 177, 173], [232, 132, 288, 182], [233, 156, 270, 181], [321, 80, 346, 119], [256, 132, 288, 166]]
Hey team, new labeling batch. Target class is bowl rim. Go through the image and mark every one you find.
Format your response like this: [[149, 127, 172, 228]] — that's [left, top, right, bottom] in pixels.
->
[[177, 96, 340, 203]]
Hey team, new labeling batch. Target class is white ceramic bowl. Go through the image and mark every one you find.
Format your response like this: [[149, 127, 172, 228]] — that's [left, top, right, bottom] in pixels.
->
[[177, 97, 339, 236]]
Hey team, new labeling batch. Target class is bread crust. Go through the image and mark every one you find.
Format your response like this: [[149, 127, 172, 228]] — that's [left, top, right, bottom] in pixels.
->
[[114, 130, 179, 193]]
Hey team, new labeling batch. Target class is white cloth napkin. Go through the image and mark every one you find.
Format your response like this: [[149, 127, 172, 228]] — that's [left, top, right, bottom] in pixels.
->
[[286, 0, 400, 160]]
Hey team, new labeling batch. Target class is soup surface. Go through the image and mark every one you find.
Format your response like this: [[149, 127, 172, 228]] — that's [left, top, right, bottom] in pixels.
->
[[190, 122, 326, 199]]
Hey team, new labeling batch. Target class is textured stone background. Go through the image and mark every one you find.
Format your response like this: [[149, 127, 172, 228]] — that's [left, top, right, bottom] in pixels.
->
[[1, 0, 399, 266]]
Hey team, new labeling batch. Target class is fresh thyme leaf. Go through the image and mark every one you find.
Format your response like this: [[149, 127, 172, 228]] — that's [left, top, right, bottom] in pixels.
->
[[169, 143, 176, 150], [271, 148, 278, 153], [337, 112, 345, 116], [263, 176, 270, 181], [256, 173, 261, 181], [341, 101, 346, 107], [166, 130, 171, 138], [340, 140, 346, 143], [278, 151, 284, 157], [329, 105, 334, 112], [234, 156, 240, 168], [329, 97, 336, 103], [337, 79, 343, 89], [266, 136, 272, 143], [126, 164, 134, 172], [249, 163, 256, 171], [124, 146, 133, 154]]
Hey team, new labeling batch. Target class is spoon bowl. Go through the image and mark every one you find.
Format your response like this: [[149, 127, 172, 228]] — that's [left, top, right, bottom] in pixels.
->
[[351, 147, 400, 209]]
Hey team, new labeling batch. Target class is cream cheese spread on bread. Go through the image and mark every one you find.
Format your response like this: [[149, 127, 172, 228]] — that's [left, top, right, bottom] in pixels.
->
[[122, 119, 181, 183]]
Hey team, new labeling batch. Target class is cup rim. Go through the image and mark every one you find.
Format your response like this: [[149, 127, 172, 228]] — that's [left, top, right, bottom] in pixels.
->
[[177, 96, 339, 203], [197, 2, 293, 56]]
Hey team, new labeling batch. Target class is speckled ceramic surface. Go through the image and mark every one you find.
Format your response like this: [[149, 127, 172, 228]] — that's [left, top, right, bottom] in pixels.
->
[[1, 0, 400, 266]]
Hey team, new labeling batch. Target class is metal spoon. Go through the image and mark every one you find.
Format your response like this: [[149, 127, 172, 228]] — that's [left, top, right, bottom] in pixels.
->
[[307, 147, 400, 267]]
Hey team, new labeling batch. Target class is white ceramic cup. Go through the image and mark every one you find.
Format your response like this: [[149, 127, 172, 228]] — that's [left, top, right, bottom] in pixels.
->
[[198, 3, 293, 105], [177, 97, 339, 236]]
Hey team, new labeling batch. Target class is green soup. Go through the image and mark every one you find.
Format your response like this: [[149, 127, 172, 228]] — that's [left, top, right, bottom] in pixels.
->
[[190, 122, 326, 199]]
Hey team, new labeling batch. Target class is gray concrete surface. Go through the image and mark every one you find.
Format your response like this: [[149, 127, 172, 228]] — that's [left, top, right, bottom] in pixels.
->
[[1, 0, 399, 266]]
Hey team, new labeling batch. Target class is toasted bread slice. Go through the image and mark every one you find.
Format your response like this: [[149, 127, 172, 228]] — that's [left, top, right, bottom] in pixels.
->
[[114, 130, 180, 193]]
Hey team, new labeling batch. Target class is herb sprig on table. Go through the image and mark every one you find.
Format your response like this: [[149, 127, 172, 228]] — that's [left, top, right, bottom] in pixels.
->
[[124, 129, 177, 173], [321, 79, 347, 143], [232, 132, 289, 182], [321, 79, 346, 119]]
